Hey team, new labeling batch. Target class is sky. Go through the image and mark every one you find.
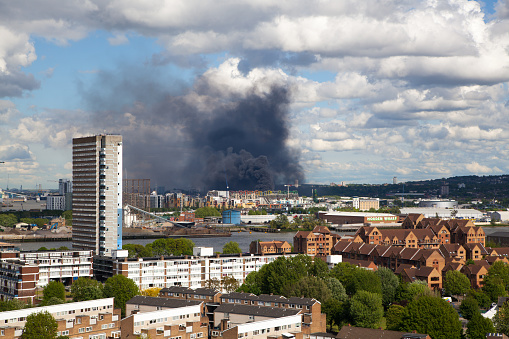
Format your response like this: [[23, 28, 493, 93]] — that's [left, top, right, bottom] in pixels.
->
[[1, 0, 509, 190]]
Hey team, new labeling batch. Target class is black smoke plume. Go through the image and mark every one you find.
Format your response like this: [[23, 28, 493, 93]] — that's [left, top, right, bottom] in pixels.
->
[[85, 68, 304, 192]]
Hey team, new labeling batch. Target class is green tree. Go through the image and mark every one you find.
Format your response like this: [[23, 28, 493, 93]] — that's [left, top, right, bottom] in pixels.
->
[[146, 238, 194, 256], [322, 298, 344, 329], [483, 277, 506, 302], [386, 304, 407, 331], [324, 277, 347, 301], [222, 241, 242, 254], [257, 255, 312, 296], [349, 290, 384, 328], [402, 280, 432, 301], [309, 257, 329, 278], [346, 268, 382, 295], [270, 214, 290, 229], [62, 210, 72, 225], [0, 299, 26, 312], [71, 277, 104, 302], [401, 295, 462, 339], [194, 207, 221, 218], [494, 300, 509, 335], [467, 313, 495, 339], [375, 267, 399, 308], [444, 270, 471, 297], [486, 261, 509, 290], [21, 311, 58, 339], [0, 214, 18, 227], [43, 281, 65, 303], [467, 289, 492, 309], [330, 262, 358, 290], [237, 271, 262, 295], [103, 275, 140, 317], [460, 296, 480, 320], [284, 276, 331, 303], [122, 244, 152, 258]]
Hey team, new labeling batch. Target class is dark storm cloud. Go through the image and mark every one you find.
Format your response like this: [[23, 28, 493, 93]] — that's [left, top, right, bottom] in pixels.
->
[[0, 71, 40, 98]]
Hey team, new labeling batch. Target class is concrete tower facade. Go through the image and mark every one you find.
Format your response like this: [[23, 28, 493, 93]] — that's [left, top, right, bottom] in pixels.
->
[[72, 135, 123, 256]]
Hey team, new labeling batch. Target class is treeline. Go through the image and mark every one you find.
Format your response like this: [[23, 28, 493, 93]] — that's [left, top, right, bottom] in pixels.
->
[[122, 238, 195, 258], [237, 255, 496, 338], [0, 210, 72, 228]]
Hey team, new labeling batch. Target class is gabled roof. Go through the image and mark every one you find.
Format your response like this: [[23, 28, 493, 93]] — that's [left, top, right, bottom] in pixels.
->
[[463, 243, 489, 255], [333, 240, 354, 253], [395, 264, 414, 275], [462, 264, 489, 275], [414, 266, 438, 278], [312, 225, 331, 234], [442, 262, 463, 272], [398, 247, 421, 260]]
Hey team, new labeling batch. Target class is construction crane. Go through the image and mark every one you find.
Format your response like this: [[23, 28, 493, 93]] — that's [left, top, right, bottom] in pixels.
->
[[284, 180, 300, 199]]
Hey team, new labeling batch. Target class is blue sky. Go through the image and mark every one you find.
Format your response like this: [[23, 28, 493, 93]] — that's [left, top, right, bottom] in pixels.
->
[[2, 0, 509, 191]]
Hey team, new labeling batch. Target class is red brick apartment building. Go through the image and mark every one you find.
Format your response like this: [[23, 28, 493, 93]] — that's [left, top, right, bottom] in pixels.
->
[[249, 240, 292, 255], [294, 226, 339, 257]]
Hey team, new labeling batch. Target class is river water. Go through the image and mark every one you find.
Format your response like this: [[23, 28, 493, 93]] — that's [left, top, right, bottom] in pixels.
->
[[12, 226, 509, 252], [13, 231, 298, 253]]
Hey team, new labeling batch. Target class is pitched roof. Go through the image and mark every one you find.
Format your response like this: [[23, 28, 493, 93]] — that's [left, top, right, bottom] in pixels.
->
[[395, 264, 414, 275], [342, 258, 377, 270]]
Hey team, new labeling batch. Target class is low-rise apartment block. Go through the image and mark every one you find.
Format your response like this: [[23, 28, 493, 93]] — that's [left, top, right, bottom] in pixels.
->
[[0, 297, 120, 339], [122, 296, 208, 339], [94, 251, 297, 291], [0, 249, 93, 302]]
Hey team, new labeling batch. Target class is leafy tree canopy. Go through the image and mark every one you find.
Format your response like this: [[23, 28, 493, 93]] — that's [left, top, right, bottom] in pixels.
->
[[324, 277, 347, 302], [376, 267, 399, 308], [194, 207, 221, 218], [123, 244, 153, 258], [401, 296, 462, 339], [146, 238, 194, 256], [349, 290, 384, 329], [284, 276, 331, 303], [467, 313, 495, 339], [222, 241, 242, 254], [444, 270, 471, 297], [43, 281, 65, 303], [386, 304, 407, 331], [0, 214, 18, 228], [71, 277, 104, 302], [21, 311, 58, 339], [460, 296, 479, 321], [103, 275, 140, 317], [346, 268, 382, 295], [494, 300, 509, 335]]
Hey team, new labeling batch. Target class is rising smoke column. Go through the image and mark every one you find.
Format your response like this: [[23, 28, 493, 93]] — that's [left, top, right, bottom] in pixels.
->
[[85, 64, 304, 192], [186, 85, 304, 191]]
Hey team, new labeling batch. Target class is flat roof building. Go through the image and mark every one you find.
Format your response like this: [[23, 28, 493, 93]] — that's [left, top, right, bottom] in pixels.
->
[[72, 135, 123, 256]]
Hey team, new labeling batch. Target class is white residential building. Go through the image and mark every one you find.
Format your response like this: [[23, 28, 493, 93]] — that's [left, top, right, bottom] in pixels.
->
[[94, 251, 297, 291]]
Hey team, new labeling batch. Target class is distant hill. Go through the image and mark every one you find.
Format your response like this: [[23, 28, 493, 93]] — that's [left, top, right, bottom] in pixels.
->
[[277, 174, 509, 204]]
